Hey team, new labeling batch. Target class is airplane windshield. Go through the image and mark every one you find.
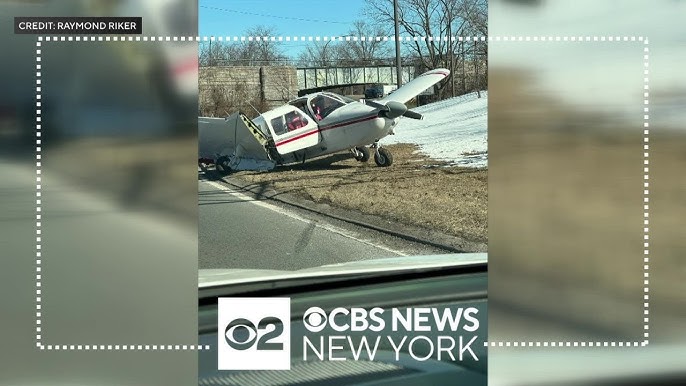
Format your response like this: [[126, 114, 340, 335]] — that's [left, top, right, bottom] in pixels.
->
[[309, 94, 346, 121], [337, 94, 358, 104]]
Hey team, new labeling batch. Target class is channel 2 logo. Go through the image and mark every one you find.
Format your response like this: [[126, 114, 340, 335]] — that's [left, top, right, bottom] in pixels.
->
[[217, 298, 290, 370]]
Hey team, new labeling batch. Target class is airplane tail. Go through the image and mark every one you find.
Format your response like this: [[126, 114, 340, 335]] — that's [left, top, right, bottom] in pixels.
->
[[198, 113, 276, 172]]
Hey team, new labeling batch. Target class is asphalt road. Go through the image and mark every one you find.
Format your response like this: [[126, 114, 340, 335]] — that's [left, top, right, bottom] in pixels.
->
[[198, 175, 447, 270]]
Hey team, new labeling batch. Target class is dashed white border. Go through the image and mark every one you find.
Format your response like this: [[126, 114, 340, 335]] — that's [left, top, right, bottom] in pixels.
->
[[643, 39, 650, 346], [35, 35, 649, 351], [33, 35, 652, 43], [36, 38, 42, 349], [34, 36, 209, 352]]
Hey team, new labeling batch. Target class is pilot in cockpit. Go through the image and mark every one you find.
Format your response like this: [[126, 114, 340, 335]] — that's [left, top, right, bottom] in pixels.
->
[[311, 99, 324, 121], [286, 112, 307, 131]]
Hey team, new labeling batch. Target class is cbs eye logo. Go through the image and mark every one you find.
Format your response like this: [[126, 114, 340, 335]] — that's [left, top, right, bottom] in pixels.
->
[[224, 317, 284, 351], [303, 307, 328, 332]]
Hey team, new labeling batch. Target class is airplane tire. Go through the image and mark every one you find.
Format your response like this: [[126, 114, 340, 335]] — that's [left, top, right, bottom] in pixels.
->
[[215, 156, 231, 175], [374, 148, 393, 167], [355, 146, 370, 162]]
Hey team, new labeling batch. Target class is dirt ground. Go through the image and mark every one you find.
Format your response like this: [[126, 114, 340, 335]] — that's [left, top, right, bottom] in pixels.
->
[[231, 143, 489, 245]]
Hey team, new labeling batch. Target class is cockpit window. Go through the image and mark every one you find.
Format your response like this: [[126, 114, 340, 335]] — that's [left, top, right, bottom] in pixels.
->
[[270, 116, 287, 135], [270, 110, 310, 136], [289, 100, 314, 120], [285, 111, 309, 132], [309, 94, 346, 121]]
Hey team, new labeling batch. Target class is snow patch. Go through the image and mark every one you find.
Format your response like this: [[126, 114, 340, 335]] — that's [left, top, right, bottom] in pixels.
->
[[386, 91, 488, 168]]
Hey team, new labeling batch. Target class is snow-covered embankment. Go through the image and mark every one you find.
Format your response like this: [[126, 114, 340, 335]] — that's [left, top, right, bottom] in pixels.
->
[[386, 91, 488, 168]]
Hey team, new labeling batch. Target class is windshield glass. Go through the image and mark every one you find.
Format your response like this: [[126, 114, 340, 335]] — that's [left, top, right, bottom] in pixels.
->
[[336, 94, 358, 104], [308, 94, 346, 121]]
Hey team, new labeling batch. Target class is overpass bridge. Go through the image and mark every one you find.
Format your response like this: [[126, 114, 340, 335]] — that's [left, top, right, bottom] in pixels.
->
[[296, 64, 417, 96], [198, 64, 428, 115]]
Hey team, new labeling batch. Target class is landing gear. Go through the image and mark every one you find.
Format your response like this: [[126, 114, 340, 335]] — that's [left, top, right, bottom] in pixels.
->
[[352, 146, 370, 162], [215, 156, 232, 174], [371, 143, 393, 167], [374, 148, 393, 167]]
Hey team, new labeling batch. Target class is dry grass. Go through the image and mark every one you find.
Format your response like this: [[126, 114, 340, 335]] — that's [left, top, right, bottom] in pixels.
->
[[232, 143, 488, 243]]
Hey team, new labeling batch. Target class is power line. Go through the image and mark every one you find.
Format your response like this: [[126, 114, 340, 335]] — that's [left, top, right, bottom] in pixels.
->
[[199, 5, 354, 25]]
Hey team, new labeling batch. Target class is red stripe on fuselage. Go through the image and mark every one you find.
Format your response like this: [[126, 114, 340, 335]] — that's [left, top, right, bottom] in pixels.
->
[[275, 114, 379, 147], [275, 129, 319, 147], [319, 114, 379, 132]]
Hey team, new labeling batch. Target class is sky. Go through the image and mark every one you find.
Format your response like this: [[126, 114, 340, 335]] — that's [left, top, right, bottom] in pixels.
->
[[199, 0, 369, 57]]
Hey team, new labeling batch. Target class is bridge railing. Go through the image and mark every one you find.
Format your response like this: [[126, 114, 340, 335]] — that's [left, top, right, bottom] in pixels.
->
[[296, 65, 416, 90]]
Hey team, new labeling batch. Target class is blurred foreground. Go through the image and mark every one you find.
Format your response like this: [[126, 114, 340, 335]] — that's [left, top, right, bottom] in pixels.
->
[[489, 0, 686, 384], [0, 1, 199, 385]]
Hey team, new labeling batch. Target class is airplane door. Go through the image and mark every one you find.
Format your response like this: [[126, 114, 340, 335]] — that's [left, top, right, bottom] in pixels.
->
[[270, 108, 320, 155]]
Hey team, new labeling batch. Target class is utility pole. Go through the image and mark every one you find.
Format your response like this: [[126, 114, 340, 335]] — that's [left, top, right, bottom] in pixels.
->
[[448, 8, 454, 98], [393, 0, 402, 88], [209, 36, 214, 66]]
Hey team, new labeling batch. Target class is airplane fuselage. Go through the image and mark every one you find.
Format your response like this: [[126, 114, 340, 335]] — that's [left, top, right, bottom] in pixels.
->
[[199, 68, 449, 171], [256, 93, 400, 165], [281, 105, 397, 163]]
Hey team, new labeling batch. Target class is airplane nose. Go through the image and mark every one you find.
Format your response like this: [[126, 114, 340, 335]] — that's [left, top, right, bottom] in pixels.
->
[[369, 100, 424, 120], [380, 101, 408, 119]]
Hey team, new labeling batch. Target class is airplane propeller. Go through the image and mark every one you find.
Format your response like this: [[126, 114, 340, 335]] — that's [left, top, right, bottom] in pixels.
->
[[366, 100, 424, 120]]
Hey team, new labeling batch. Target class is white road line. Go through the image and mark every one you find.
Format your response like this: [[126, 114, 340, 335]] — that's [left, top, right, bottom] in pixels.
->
[[203, 180, 408, 256]]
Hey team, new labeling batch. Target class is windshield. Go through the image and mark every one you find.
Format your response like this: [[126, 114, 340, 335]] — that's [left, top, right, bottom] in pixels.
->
[[308, 94, 347, 121], [336, 94, 358, 104]]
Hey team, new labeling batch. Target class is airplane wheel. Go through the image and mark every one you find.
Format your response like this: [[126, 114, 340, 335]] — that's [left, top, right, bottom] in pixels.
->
[[215, 156, 231, 174], [354, 146, 370, 162], [374, 148, 393, 167]]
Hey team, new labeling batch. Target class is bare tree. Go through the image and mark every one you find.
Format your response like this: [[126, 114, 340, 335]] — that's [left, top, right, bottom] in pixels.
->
[[239, 26, 288, 66], [295, 20, 394, 68], [199, 40, 237, 66], [199, 26, 288, 67], [297, 40, 338, 67], [364, 0, 487, 98], [336, 21, 394, 66]]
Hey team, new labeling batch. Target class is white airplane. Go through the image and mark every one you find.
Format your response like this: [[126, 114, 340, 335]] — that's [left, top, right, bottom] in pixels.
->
[[198, 68, 450, 172]]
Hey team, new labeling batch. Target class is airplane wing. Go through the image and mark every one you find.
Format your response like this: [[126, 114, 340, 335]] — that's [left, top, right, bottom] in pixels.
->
[[198, 113, 276, 171], [378, 68, 450, 105]]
